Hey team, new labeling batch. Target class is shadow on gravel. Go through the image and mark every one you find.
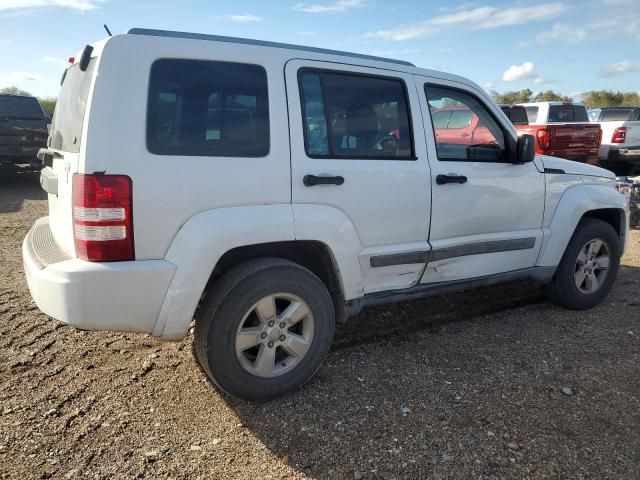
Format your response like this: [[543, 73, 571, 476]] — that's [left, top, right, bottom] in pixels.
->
[[224, 266, 640, 479], [0, 169, 45, 214], [225, 281, 550, 478]]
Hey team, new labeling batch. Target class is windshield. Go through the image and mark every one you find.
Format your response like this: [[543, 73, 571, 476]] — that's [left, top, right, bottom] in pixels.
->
[[50, 59, 96, 152], [0, 95, 44, 117]]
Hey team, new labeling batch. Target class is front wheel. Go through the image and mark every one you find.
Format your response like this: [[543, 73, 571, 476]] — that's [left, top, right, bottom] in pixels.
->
[[543, 218, 621, 310], [194, 258, 335, 402]]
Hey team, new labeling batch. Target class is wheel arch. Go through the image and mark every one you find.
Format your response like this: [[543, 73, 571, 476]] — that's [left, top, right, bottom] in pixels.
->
[[538, 184, 628, 267], [202, 240, 347, 324], [151, 204, 361, 340]]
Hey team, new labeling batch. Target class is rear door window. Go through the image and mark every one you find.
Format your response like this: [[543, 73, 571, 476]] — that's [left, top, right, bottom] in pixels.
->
[[299, 69, 414, 159], [50, 60, 96, 152], [147, 59, 269, 157]]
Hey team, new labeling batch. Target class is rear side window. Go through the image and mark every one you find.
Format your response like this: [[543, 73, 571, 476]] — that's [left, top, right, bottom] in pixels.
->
[[548, 105, 588, 122], [501, 107, 528, 125], [51, 60, 96, 153], [147, 59, 269, 157], [299, 69, 414, 159], [599, 109, 633, 121]]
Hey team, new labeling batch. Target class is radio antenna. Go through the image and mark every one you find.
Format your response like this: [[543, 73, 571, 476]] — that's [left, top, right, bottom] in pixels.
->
[[104, 24, 112, 36]]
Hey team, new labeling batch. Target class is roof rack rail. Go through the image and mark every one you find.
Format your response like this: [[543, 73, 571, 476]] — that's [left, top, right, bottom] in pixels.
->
[[127, 28, 415, 67]]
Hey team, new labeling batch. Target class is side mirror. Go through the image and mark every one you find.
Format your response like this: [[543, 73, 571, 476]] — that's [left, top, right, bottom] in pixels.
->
[[514, 134, 536, 164]]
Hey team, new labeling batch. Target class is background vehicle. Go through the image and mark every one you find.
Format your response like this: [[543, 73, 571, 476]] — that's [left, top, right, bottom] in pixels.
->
[[596, 107, 640, 176], [430, 106, 495, 145], [499, 105, 529, 125], [516, 101, 601, 163], [0, 93, 49, 175], [23, 30, 628, 402]]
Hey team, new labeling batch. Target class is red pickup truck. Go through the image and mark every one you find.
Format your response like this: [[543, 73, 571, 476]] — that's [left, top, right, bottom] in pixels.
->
[[506, 102, 601, 164]]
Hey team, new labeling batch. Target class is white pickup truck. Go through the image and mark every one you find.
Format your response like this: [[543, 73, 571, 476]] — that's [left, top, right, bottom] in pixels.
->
[[597, 107, 640, 175], [22, 30, 629, 401]]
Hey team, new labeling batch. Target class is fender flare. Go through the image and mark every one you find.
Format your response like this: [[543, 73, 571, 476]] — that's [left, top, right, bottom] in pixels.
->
[[537, 184, 628, 267], [152, 204, 364, 340]]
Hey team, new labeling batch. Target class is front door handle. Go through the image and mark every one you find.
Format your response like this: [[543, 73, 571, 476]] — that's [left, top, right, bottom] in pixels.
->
[[436, 174, 468, 185], [303, 174, 345, 187]]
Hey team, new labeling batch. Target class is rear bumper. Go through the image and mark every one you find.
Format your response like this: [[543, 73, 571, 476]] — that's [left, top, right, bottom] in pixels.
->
[[22, 217, 176, 335], [599, 145, 640, 162]]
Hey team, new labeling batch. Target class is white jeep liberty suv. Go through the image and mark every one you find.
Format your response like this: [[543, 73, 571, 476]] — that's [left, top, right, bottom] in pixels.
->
[[23, 29, 629, 401]]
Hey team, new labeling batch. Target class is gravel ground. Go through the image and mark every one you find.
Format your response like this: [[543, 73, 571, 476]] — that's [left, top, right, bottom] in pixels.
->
[[1, 172, 639, 479]]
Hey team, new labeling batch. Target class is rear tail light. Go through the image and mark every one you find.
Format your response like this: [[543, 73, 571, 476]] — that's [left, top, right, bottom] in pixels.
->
[[536, 128, 550, 151], [72, 174, 134, 261], [611, 127, 626, 144]]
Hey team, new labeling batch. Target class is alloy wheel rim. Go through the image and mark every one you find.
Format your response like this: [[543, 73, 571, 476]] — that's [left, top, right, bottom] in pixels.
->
[[574, 238, 611, 294], [235, 293, 314, 378]]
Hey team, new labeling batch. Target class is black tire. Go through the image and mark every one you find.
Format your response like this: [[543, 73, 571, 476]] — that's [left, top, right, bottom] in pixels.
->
[[194, 257, 335, 402], [543, 218, 621, 310]]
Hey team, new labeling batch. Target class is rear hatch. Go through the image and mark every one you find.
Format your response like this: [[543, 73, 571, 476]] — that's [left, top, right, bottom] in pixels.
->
[[44, 48, 97, 257], [0, 95, 48, 161]]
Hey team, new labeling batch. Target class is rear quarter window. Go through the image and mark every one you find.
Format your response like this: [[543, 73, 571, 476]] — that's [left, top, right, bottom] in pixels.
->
[[147, 59, 269, 157]]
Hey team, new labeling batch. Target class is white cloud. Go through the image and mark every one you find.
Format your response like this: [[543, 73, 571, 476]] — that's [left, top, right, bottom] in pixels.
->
[[2, 71, 41, 81], [599, 60, 640, 78], [0, 0, 101, 11], [227, 14, 262, 23], [502, 62, 536, 82], [501, 61, 554, 85], [520, 14, 640, 47], [482, 81, 495, 91], [365, 3, 565, 41], [625, 18, 640, 40], [293, 0, 366, 14], [367, 48, 419, 57], [42, 55, 67, 66], [519, 23, 587, 47]]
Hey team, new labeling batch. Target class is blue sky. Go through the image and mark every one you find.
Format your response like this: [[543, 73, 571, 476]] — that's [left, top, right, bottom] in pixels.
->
[[0, 0, 638, 99]]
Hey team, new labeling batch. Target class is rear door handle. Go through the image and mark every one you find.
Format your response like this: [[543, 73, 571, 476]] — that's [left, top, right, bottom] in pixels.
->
[[303, 174, 345, 186], [436, 174, 467, 185]]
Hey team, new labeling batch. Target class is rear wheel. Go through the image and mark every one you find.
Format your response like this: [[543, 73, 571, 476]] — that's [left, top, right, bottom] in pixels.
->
[[194, 257, 335, 402], [543, 218, 620, 310]]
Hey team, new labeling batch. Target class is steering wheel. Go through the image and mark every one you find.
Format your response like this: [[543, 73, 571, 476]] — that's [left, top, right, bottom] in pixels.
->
[[372, 135, 399, 155]]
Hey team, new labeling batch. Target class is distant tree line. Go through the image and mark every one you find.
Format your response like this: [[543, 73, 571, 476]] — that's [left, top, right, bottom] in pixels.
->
[[1, 86, 57, 117], [3, 84, 639, 119], [491, 88, 640, 108]]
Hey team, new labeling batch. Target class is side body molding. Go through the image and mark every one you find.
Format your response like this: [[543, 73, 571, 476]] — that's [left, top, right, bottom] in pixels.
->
[[537, 182, 628, 267], [152, 205, 296, 340]]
